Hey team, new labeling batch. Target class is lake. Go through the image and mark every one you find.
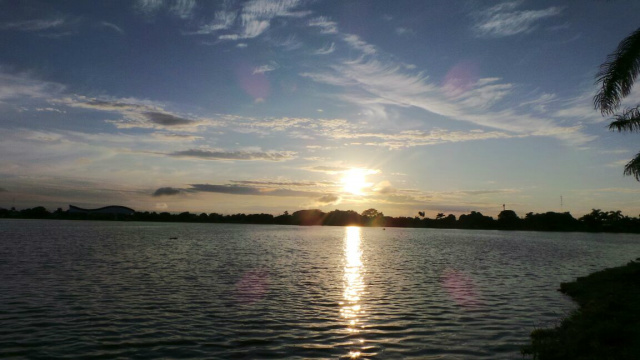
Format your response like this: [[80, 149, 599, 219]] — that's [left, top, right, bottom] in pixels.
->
[[1, 220, 639, 359]]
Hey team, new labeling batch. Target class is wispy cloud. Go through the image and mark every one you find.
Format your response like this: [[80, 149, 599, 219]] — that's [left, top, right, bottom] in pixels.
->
[[194, 11, 237, 34], [57, 96, 203, 130], [135, 0, 195, 19], [308, 16, 338, 34], [302, 57, 594, 145], [395, 27, 415, 36], [314, 42, 335, 55], [0, 71, 65, 103], [253, 64, 277, 74], [135, 0, 165, 16], [169, 149, 297, 161], [333, 129, 519, 149], [194, 0, 308, 40], [151, 132, 202, 142], [304, 165, 352, 174], [472, 1, 563, 38], [171, 0, 196, 19], [99, 21, 125, 35], [0, 18, 66, 32], [342, 34, 377, 55]]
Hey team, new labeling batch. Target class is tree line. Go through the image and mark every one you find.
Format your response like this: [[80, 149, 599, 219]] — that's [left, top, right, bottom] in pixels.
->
[[2, 206, 640, 233]]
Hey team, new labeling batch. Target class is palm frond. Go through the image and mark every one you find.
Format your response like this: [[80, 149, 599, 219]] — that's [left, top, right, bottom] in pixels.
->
[[608, 106, 640, 132], [623, 152, 640, 181], [594, 27, 640, 115]]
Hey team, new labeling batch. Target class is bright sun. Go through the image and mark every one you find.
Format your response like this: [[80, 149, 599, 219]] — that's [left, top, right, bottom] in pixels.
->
[[341, 169, 371, 195]]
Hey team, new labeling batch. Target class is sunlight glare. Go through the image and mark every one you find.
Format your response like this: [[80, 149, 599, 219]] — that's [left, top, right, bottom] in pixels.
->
[[341, 169, 371, 195], [340, 226, 367, 358]]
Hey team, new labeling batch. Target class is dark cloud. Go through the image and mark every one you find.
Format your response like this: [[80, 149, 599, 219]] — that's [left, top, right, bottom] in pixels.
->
[[152, 187, 181, 197], [457, 189, 516, 196], [306, 165, 349, 173], [0, 187, 7, 192], [170, 149, 296, 161], [189, 184, 321, 197], [143, 111, 195, 126], [316, 194, 340, 204], [230, 180, 319, 187]]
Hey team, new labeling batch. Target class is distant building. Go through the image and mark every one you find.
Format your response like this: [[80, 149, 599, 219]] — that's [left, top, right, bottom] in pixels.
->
[[68, 205, 135, 215]]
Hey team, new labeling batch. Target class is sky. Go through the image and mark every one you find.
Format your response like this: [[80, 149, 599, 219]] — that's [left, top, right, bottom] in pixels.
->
[[1, 0, 640, 218]]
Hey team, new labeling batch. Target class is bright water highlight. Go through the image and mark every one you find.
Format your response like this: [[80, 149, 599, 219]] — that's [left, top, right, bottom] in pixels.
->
[[1, 220, 639, 359]]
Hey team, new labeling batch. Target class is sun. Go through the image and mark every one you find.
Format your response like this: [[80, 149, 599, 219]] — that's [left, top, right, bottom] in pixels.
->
[[341, 169, 371, 195]]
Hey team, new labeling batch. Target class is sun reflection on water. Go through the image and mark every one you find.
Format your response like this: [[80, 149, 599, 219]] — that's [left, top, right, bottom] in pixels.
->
[[340, 226, 366, 358]]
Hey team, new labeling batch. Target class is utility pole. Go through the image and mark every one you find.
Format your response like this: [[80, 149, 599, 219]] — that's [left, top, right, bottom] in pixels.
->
[[560, 195, 563, 212]]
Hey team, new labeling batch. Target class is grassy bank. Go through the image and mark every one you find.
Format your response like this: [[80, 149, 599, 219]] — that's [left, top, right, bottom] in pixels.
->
[[522, 260, 640, 359]]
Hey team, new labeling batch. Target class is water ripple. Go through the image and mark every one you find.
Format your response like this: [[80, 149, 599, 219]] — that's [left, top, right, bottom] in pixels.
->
[[1, 220, 639, 359]]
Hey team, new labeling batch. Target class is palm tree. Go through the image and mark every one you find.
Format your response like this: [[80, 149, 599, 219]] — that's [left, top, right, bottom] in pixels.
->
[[594, 27, 640, 180]]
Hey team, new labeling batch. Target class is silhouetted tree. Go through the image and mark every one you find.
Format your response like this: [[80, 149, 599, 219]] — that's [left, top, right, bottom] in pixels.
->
[[458, 211, 495, 229], [595, 26, 640, 179], [498, 209, 521, 229], [361, 208, 384, 226], [524, 211, 580, 232]]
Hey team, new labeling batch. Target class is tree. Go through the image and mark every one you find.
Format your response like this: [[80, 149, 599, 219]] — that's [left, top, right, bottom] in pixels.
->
[[361, 208, 382, 218], [594, 27, 640, 179]]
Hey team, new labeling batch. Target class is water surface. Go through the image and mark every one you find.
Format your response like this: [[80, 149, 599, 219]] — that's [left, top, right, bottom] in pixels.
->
[[1, 220, 639, 359]]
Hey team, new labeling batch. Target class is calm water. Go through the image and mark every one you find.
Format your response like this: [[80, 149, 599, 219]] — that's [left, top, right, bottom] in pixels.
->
[[1, 220, 639, 359]]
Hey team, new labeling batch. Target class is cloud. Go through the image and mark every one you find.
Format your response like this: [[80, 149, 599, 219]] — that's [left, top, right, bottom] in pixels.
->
[[302, 57, 594, 145], [169, 149, 297, 161], [253, 64, 277, 74], [151, 132, 202, 142], [100, 21, 124, 34], [230, 180, 328, 187], [304, 165, 352, 174], [135, 0, 165, 16], [519, 92, 556, 113], [308, 16, 338, 34], [143, 111, 195, 126], [0, 71, 65, 102], [135, 0, 195, 19], [58, 96, 203, 130], [188, 183, 321, 197], [330, 128, 519, 149], [194, 0, 307, 40], [342, 34, 377, 55], [372, 181, 396, 194], [0, 18, 66, 32], [0, 187, 7, 192], [152, 187, 182, 196], [314, 42, 336, 55], [456, 189, 519, 196], [196, 11, 237, 34], [395, 27, 415, 36], [316, 194, 341, 205], [472, 1, 563, 38], [171, 0, 196, 19]]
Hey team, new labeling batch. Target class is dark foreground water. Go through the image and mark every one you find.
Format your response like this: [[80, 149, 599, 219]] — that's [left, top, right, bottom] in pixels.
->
[[1, 220, 639, 359]]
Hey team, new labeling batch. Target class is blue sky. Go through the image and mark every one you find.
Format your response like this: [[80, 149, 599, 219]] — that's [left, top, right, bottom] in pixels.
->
[[1, 0, 640, 217]]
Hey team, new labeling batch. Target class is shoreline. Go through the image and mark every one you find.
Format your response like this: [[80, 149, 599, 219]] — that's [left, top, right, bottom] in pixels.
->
[[522, 260, 640, 359]]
